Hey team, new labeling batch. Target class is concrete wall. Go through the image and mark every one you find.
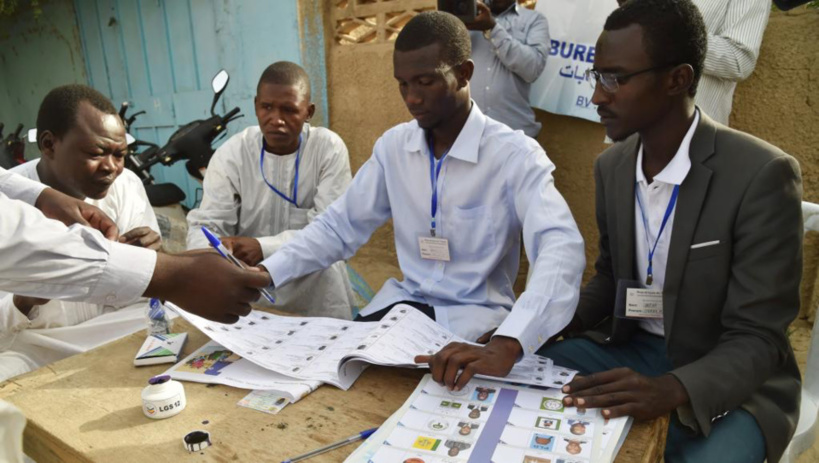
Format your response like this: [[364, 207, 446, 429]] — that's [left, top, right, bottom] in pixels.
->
[[0, 0, 87, 151], [329, 8, 819, 288]]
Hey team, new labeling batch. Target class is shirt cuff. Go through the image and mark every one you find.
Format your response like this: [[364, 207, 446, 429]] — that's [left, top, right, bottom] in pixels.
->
[[257, 232, 295, 260], [259, 251, 292, 289], [3, 174, 47, 206], [488, 24, 509, 46], [493, 292, 552, 358], [86, 242, 157, 306]]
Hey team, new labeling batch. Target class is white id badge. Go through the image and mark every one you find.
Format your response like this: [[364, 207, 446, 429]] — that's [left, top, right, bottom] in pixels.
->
[[625, 288, 664, 318], [418, 236, 451, 261]]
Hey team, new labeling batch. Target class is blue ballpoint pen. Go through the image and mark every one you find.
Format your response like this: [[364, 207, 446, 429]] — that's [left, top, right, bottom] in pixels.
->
[[201, 226, 276, 304], [281, 427, 378, 463]]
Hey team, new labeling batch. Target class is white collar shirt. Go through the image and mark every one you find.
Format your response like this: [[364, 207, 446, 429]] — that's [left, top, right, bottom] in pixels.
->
[[0, 160, 160, 348], [185, 124, 354, 318], [634, 111, 699, 336], [0, 166, 155, 307], [186, 124, 352, 257], [261, 104, 585, 353]]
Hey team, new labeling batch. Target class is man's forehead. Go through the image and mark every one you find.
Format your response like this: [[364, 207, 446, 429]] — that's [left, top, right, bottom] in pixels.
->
[[73, 103, 125, 137], [595, 24, 651, 70], [256, 81, 308, 103], [393, 43, 445, 74]]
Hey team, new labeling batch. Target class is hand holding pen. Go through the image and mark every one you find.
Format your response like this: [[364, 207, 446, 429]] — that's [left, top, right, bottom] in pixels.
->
[[201, 226, 276, 304]]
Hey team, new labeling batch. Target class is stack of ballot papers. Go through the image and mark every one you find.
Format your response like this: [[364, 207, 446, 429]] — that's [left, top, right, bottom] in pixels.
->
[[345, 374, 632, 463], [166, 303, 578, 406]]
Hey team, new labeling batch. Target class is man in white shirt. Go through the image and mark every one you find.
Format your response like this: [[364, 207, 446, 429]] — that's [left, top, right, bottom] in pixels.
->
[[617, 0, 770, 125], [0, 169, 271, 463], [0, 85, 163, 380], [258, 12, 585, 387], [187, 61, 354, 319]]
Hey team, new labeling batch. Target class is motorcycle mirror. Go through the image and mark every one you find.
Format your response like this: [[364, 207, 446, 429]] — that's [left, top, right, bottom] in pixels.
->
[[210, 69, 229, 116], [126, 133, 136, 145], [212, 70, 229, 94], [27, 128, 37, 143]]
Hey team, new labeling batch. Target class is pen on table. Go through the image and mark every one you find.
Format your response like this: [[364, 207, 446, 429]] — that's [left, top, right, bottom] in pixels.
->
[[281, 427, 378, 463], [201, 226, 276, 304]]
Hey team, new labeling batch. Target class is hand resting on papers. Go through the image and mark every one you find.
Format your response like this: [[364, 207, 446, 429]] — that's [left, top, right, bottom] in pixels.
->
[[414, 336, 523, 390], [561, 368, 690, 420]]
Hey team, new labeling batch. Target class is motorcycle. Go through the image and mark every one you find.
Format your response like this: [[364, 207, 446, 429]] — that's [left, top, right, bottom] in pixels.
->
[[1, 123, 26, 169], [124, 69, 242, 207]]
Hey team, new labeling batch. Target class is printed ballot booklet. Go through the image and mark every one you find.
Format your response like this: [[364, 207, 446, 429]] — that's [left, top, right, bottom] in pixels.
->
[[170, 303, 577, 392], [345, 374, 632, 463], [134, 333, 187, 366]]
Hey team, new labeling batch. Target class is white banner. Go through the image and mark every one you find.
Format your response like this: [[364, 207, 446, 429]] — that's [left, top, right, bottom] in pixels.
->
[[529, 0, 619, 123]]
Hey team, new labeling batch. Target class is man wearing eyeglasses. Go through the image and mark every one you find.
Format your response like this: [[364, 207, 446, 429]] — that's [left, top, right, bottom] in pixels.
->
[[539, 1, 801, 462]]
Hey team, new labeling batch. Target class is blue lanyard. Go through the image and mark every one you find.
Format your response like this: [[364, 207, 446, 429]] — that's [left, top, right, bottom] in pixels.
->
[[635, 183, 679, 286], [428, 135, 449, 237], [260, 134, 302, 207]]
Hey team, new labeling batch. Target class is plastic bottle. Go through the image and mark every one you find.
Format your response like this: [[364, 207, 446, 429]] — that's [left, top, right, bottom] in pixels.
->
[[146, 298, 172, 335]]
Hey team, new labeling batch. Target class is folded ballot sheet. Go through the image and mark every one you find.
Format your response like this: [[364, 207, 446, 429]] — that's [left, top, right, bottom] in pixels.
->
[[164, 340, 321, 403], [170, 303, 577, 391]]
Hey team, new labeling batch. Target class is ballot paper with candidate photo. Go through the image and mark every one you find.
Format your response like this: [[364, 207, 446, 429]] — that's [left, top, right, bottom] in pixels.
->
[[410, 393, 494, 421], [381, 427, 476, 460], [397, 408, 486, 441], [368, 445, 455, 463], [500, 426, 594, 460], [345, 375, 628, 463]]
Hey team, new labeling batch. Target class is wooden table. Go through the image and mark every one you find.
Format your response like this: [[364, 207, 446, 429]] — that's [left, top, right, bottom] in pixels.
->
[[0, 318, 668, 462]]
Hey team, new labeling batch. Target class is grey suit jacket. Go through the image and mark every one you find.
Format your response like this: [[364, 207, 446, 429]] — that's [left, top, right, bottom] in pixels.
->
[[576, 113, 802, 462]]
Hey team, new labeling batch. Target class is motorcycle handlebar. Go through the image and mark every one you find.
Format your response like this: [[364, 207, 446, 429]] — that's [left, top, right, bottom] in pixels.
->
[[12, 124, 23, 138], [222, 107, 241, 124]]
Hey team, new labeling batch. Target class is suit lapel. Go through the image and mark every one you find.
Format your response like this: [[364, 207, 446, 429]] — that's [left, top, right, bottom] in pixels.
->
[[614, 137, 638, 280], [663, 113, 717, 338]]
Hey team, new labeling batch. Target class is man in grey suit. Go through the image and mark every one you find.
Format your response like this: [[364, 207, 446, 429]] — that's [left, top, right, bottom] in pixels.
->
[[538, 1, 802, 462]]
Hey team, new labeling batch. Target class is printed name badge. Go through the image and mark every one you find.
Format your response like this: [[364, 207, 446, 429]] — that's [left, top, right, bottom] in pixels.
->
[[419, 236, 451, 261], [625, 288, 663, 319]]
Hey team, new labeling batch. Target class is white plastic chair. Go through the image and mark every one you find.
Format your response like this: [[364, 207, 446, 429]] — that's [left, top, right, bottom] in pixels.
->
[[779, 201, 819, 463]]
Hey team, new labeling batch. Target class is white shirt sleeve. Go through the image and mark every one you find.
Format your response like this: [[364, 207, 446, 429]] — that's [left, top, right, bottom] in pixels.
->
[[702, 0, 770, 81], [0, 166, 47, 206], [0, 193, 157, 306], [185, 141, 242, 250], [260, 139, 392, 287], [492, 149, 586, 356], [257, 133, 353, 257]]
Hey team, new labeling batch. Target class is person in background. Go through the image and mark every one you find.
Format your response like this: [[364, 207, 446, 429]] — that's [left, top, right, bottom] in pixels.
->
[[540, 1, 801, 461], [617, 0, 770, 125], [464, 0, 550, 137], [187, 61, 354, 319], [0, 85, 162, 381]]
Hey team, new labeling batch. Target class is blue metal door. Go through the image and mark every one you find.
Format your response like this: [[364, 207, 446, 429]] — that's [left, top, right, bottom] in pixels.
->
[[74, 0, 304, 208]]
